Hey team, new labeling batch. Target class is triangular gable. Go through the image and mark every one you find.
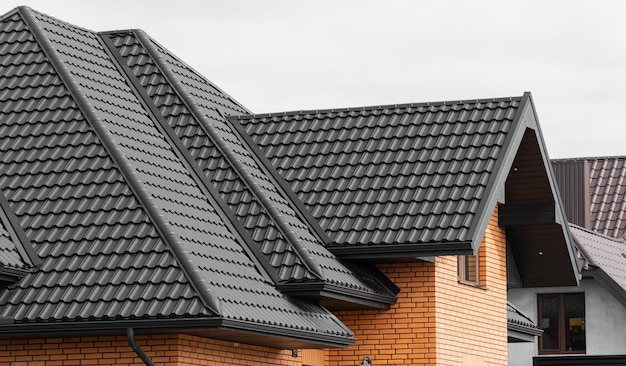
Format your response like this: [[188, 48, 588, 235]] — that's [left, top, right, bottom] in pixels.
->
[[238, 93, 579, 286]]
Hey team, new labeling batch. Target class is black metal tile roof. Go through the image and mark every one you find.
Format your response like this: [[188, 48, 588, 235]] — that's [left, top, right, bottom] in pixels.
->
[[0, 222, 26, 271], [570, 224, 626, 305], [0, 7, 357, 346], [237, 99, 521, 252], [101, 30, 396, 307]]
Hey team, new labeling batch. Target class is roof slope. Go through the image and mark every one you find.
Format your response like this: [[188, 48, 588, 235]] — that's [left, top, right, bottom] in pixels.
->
[[99, 29, 396, 308], [553, 156, 626, 238], [238, 95, 580, 286], [570, 224, 626, 306], [0, 6, 356, 347], [238, 99, 519, 253], [507, 301, 542, 342]]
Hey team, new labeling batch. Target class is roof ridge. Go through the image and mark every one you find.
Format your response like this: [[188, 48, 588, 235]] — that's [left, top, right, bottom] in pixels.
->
[[234, 95, 525, 120], [17, 6, 222, 315], [132, 29, 326, 281], [124, 30, 251, 115], [0, 7, 19, 21]]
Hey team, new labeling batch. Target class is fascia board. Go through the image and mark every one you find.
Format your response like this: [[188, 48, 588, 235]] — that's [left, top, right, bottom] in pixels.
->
[[466, 93, 530, 253]]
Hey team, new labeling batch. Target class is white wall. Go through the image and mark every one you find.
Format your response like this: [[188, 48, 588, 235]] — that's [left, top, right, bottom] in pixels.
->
[[507, 278, 626, 366]]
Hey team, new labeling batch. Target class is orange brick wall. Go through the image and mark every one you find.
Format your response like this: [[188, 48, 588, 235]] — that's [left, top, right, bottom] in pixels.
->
[[0, 334, 305, 366], [330, 260, 438, 365], [435, 205, 508, 365], [329, 205, 508, 366]]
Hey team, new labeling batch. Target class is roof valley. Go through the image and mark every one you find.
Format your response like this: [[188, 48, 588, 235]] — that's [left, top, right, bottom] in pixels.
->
[[101, 29, 398, 308], [97, 31, 280, 285]]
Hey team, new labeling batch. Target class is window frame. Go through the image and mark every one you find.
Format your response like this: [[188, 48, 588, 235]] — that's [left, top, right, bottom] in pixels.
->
[[458, 254, 481, 287], [537, 293, 586, 355]]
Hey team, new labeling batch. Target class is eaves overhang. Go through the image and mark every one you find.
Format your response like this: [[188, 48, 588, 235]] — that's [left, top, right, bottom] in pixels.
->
[[277, 282, 397, 310], [0, 266, 30, 284], [328, 241, 473, 261], [0, 317, 355, 349], [507, 321, 543, 343]]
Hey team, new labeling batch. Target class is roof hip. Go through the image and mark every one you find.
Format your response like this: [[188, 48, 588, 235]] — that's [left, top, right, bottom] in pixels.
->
[[16, 6, 222, 316], [130, 29, 326, 280]]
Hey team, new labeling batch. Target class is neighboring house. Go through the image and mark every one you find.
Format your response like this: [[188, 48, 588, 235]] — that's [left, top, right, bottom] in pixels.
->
[[0, 6, 579, 366], [508, 157, 626, 366]]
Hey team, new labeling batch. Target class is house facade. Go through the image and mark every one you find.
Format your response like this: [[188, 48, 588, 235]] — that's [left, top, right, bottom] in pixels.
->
[[0, 6, 578, 366], [508, 157, 626, 366]]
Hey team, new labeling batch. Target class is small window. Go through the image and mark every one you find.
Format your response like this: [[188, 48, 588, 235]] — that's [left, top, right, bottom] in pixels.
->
[[458, 255, 479, 284], [538, 293, 586, 354]]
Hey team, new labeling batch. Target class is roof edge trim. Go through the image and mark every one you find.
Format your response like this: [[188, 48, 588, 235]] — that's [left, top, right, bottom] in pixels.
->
[[17, 7, 221, 316], [328, 242, 473, 260], [507, 321, 543, 337], [277, 282, 397, 310], [220, 319, 356, 348], [0, 316, 353, 348], [466, 92, 530, 250], [131, 30, 325, 280]]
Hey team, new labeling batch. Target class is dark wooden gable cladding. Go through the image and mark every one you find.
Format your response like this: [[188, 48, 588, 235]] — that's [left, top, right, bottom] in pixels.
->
[[503, 129, 578, 287]]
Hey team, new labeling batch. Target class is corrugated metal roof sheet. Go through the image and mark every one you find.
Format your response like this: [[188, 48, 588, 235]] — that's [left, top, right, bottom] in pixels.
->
[[238, 99, 520, 248]]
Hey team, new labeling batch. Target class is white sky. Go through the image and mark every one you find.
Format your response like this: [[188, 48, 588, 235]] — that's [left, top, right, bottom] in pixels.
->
[[3, 0, 626, 159]]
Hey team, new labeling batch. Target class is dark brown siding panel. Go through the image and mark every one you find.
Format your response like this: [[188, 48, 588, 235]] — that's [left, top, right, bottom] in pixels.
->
[[552, 160, 590, 228]]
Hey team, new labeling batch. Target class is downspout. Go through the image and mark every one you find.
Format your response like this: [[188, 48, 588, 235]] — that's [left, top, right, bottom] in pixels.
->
[[127, 328, 155, 366]]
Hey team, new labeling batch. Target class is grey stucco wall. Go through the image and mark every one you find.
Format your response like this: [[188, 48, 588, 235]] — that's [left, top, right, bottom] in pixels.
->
[[508, 278, 626, 366]]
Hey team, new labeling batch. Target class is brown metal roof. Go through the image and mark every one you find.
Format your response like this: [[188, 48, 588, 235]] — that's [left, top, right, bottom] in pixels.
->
[[553, 156, 626, 238]]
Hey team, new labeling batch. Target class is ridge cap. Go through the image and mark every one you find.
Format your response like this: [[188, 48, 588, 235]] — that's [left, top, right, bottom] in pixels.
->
[[18, 6, 222, 315], [234, 94, 525, 120]]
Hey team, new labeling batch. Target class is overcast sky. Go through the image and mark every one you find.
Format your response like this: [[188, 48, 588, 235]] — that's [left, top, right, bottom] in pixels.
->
[[3, 0, 625, 159]]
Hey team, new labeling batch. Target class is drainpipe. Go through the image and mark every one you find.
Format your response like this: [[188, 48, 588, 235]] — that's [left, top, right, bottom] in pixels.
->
[[127, 328, 155, 366]]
